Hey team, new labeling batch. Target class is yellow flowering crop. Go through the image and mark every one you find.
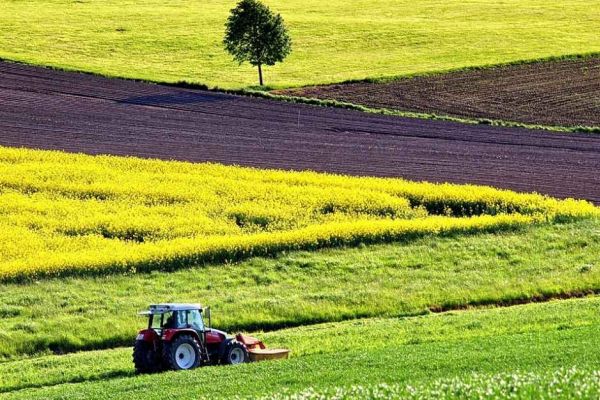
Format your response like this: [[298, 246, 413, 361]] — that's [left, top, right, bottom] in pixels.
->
[[0, 146, 596, 281]]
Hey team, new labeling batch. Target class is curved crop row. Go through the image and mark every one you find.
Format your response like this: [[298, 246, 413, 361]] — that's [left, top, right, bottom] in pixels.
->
[[0, 146, 596, 281]]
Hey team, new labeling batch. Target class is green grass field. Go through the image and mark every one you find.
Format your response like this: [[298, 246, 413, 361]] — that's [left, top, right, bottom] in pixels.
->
[[2, 296, 600, 398], [255, 367, 600, 400], [2, 2, 600, 397], [1, 218, 599, 361], [1, 0, 598, 88]]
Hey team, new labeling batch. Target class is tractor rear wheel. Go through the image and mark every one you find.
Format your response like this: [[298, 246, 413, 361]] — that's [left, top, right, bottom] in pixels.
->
[[223, 341, 249, 365], [162, 334, 202, 371], [133, 340, 161, 374]]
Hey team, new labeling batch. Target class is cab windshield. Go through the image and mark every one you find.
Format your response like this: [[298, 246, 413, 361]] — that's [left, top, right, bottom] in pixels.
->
[[187, 309, 204, 331], [149, 310, 204, 331]]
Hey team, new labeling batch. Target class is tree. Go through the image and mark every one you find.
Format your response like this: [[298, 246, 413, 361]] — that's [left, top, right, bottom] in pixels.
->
[[224, 0, 292, 86]]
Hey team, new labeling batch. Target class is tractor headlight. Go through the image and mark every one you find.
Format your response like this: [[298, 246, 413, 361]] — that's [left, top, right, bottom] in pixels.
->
[[136, 333, 145, 341]]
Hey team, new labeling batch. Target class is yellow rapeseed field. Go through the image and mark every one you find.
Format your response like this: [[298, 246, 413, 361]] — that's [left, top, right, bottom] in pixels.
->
[[0, 146, 596, 281]]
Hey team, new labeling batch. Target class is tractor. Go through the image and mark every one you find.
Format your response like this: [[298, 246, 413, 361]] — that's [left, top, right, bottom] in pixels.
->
[[133, 303, 288, 373]]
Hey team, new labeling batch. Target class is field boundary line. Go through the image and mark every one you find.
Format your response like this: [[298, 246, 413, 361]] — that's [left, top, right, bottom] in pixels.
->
[[232, 91, 600, 134], [1, 53, 598, 134]]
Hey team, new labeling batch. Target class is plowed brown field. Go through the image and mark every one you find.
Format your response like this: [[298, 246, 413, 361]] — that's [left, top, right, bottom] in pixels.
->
[[279, 58, 600, 127], [1, 61, 599, 203]]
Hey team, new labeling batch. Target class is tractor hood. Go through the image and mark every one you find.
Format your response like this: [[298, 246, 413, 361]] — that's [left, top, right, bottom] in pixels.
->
[[207, 328, 228, 337], [205, 328, 228, 344]]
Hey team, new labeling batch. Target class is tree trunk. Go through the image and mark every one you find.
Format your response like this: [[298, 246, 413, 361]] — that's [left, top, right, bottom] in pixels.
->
[[258, 63, 263, 86]]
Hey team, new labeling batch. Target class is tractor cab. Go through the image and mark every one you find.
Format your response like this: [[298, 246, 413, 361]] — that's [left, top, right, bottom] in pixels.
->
[[142, 303, 208, 335]]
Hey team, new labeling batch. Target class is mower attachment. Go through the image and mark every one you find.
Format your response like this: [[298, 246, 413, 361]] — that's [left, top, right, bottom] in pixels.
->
[[236, 333, 290, 362]]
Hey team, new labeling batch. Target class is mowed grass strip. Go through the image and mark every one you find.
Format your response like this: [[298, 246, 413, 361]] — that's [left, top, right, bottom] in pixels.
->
[[2, 296, 600, 397], [1, 0, 598, 88], [1, 218, 599, 360], [2, 146, 593, 282]]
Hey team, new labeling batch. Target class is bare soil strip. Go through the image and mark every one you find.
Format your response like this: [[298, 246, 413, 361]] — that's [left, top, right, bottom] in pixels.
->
[[278, 58, 600, 128], [0, 62, 599, 203]]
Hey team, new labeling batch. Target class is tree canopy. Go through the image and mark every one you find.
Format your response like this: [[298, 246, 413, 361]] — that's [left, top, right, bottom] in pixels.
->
[[224, 0, 292, 86]]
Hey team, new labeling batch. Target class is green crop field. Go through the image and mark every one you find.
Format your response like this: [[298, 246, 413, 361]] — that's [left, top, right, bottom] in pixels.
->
[[2, 296, 600, 398], [1, 0, 599, 88]]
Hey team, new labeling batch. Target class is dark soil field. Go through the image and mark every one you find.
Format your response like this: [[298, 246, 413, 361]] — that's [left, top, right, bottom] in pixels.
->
[[1, 61, 599, 203], [278, 58, 600, 127]]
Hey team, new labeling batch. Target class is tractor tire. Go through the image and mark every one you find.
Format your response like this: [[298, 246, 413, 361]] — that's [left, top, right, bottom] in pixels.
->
[[223, 341, 249, 365], [133, 340, 162, 374], [162, 334, 202, 371]]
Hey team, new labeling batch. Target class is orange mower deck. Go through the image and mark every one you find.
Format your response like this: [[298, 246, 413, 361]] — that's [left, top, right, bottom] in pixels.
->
[[249, 348, 290, 361], [236, 333, 290, 362]]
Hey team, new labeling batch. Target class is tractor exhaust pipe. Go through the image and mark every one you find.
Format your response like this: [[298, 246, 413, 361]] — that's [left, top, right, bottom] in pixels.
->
[[205, 306, 211, 329]]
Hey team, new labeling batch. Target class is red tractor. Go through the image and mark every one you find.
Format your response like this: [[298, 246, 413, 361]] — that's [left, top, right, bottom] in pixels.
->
[[133, 303, 288, 373]]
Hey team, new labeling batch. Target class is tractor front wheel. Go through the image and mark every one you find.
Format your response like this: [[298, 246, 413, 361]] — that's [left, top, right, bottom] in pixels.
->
[[133, 340, 161, 374], [163, 335, 202, 371], [223, 341, 249, 365]]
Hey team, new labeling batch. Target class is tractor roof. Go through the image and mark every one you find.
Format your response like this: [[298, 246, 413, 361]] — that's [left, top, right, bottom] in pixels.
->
[[140, 303, 203, 315]]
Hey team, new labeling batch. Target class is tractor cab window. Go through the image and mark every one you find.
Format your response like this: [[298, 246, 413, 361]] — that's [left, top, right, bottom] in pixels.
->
[[162, 311, 189, 329], [176, 311, 187, 327], [150, 314, 163, 330], [162, 311, 179, 329], [155, 310, 204, 330], [187, 309, 205, 332]]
